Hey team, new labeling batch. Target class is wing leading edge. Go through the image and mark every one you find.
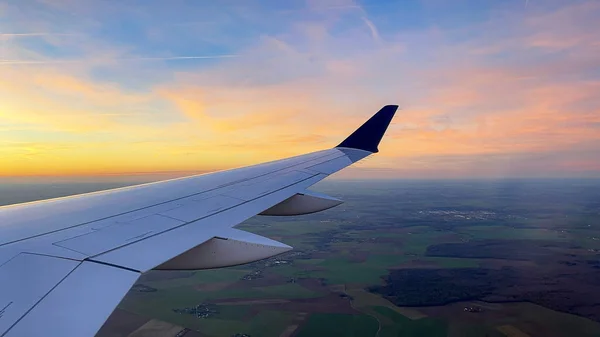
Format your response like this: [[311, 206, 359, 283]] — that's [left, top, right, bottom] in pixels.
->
[[0, 105, 397, 337]]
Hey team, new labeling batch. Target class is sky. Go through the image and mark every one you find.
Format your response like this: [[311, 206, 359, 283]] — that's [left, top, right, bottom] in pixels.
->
[[1, 0, 599, 179]]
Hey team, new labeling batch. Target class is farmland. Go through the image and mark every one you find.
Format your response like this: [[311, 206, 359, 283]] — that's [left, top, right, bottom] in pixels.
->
[[3, 179, 599, 337]]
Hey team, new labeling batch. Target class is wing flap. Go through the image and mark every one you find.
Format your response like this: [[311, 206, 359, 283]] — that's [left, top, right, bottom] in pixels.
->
[[0, 254, 79, 336], [54, 215, 185, 257], [4, 261, 139, 337]]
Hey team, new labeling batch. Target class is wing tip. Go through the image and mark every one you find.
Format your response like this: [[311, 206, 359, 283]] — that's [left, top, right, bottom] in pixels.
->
[[335, 104, 398, 153]]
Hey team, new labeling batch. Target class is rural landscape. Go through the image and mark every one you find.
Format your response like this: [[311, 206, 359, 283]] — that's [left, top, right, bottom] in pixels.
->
[[93, 179, 600, 337], [2, 178, 600, 337]]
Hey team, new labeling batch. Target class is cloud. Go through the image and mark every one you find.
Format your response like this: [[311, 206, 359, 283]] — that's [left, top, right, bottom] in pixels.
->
[[0, 54, 238, 65], [0, 66, 159, 132], [361, 17, 381, 42], [0, 32, 80, 39], [1, 0, 599, 177]]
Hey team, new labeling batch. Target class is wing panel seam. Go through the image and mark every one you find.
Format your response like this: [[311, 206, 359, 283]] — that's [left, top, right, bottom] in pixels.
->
[[303, 156, 349, 172], [85, 259, 141, 273], [19, 252, 81, 263]]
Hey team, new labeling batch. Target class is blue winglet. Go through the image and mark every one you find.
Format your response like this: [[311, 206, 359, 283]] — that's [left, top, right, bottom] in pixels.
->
[[336, 105, 397, 153]]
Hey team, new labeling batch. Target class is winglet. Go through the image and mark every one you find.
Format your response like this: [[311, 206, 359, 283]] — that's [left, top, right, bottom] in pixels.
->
[[336, 105, 397, 153]]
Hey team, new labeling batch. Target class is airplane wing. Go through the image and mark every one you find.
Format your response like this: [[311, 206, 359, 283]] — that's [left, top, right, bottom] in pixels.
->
[[0, 105, 397, 337]]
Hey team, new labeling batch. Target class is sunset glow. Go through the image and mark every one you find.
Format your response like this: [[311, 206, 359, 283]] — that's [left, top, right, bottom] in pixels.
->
[[1, 0, 599, 178]]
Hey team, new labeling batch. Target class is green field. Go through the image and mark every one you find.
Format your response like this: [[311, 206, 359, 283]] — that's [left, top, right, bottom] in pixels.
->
[[176, 311, 295, 337], [308, 255, 410, 284], [373, 306, 448, 337], [143, 269, 250, 289], [456, 225, 570, 241], [420, 257, 481, 268], [296, 313, 379, 337]]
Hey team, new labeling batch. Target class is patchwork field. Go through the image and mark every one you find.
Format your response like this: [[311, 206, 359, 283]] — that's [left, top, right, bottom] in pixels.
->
[[10, 179, 598, 337]]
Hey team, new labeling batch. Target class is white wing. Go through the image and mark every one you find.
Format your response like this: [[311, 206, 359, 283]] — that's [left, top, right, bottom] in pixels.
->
[[0, 105, 397, 337]]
